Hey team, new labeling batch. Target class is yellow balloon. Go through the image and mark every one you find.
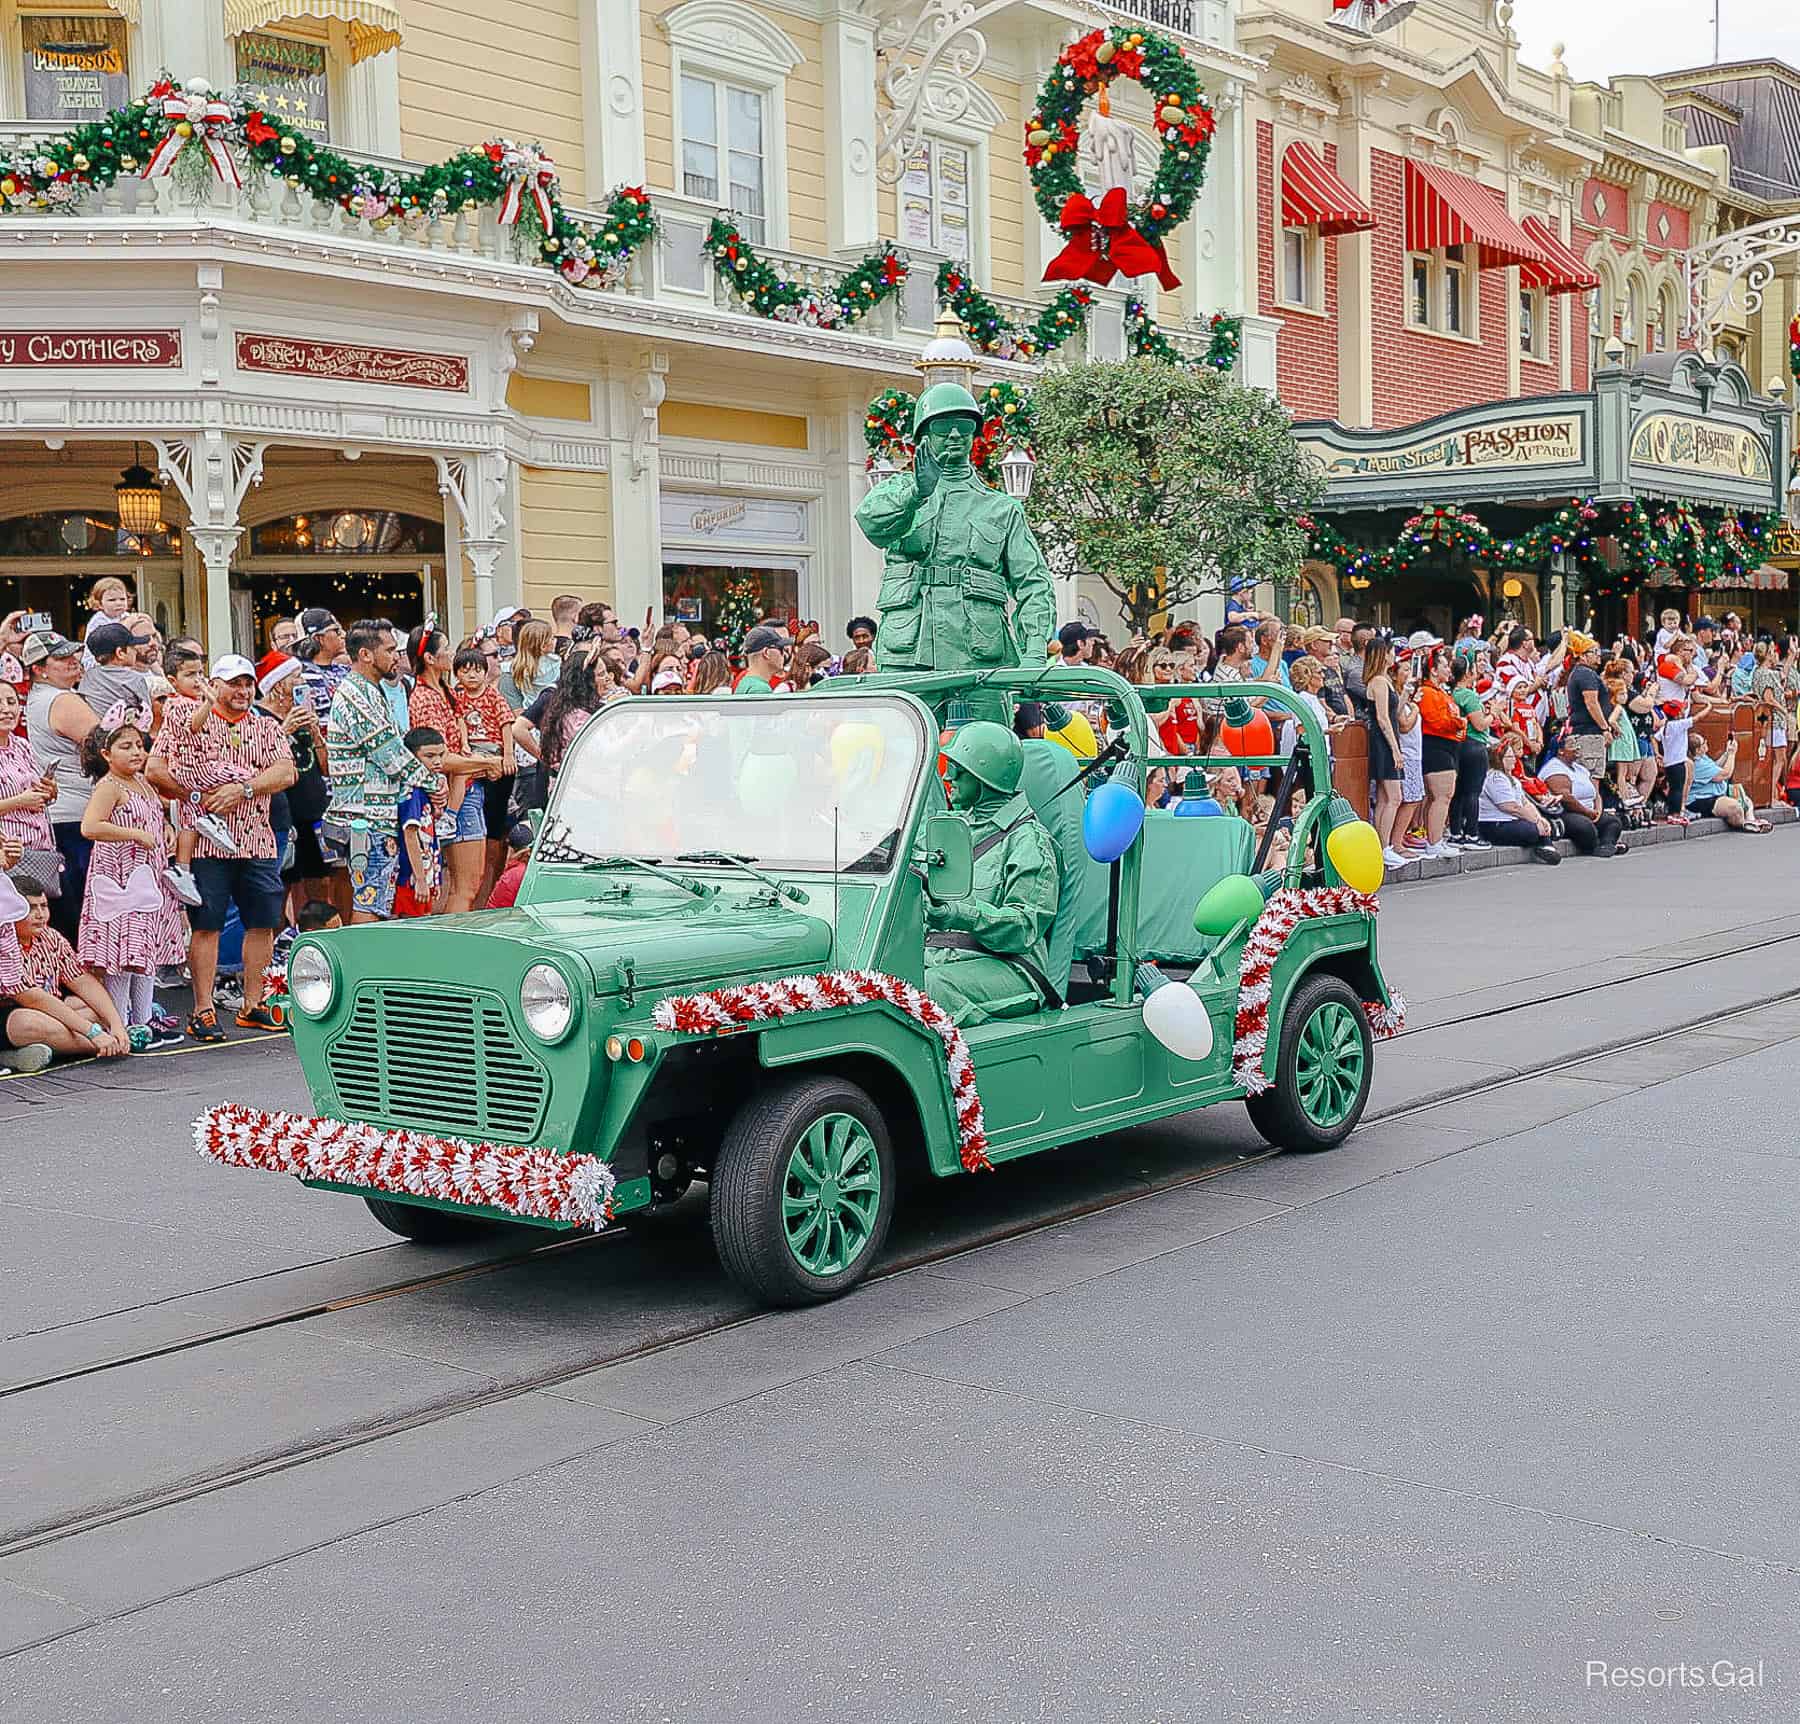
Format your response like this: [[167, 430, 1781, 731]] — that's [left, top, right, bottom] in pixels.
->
[[830, 721, 885, 788], [1326, 819, 1385, 894]]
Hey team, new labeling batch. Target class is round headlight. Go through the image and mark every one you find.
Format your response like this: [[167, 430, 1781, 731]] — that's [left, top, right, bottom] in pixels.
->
[[521, 963, 573, 1042], [290, 943, 335, 1017]]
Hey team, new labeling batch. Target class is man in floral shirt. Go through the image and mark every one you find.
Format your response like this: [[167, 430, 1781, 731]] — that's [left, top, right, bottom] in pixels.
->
[[149, 653, 297, 1041], [325, 619, 444, 924]]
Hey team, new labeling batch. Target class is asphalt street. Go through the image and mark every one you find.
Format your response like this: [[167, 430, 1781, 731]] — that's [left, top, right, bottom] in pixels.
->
[[2, 829, 1797, 1721]]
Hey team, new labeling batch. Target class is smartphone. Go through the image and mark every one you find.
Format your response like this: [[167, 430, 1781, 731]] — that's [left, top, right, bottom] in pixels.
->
[[20, 611, 52, 633]]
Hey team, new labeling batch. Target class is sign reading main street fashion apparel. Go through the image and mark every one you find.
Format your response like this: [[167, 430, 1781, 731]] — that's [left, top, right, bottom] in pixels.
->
[[1299, 414, 1583, 480], [0, 329, 181, 367], [1630, 412, 1772, 482], [235, 334, 470, 392]]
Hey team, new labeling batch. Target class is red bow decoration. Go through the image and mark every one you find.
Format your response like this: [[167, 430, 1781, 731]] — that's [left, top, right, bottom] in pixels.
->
[[1042, 187, 1180, 291]]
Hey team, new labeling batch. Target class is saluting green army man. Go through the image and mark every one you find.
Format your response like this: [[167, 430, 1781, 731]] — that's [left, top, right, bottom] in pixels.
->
[[855, 383, 1057, 673], [923, 722, 1059, 1028]]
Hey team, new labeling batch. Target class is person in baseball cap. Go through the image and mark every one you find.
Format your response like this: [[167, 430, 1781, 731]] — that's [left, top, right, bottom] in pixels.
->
[[736, 623, 791, 694], [299, 606, 341, 639], [20, 631, 81, 667], [1057, 620, 1099, 663]]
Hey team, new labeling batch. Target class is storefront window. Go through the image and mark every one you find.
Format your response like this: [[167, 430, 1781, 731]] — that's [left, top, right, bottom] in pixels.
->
[[234, 32, 330, 144], [247, 512, 444, 555], [21, 16, 129, 123], [1519, 286, 1546, 360], [0, 511, 179, 558], [662, 563, 800, 633]]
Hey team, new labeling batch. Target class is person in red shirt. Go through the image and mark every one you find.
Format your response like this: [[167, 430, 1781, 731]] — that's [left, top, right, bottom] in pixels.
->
[[485, 821, 536, 909]]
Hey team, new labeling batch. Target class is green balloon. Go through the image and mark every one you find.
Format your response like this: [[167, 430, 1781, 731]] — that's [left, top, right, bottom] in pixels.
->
[[1192, 872, 1267, 936]]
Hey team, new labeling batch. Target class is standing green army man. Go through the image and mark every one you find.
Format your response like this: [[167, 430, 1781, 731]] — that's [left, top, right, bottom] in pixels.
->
[[924, 721, 1059, 1027], [855, 383, 1056, 672]]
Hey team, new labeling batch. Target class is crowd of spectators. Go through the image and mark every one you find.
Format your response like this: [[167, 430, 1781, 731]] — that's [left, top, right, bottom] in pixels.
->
[[1, 576, 1792, 1075]]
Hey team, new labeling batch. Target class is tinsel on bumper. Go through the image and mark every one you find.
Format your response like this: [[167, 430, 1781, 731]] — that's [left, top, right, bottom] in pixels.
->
[[193, 1104, 616, 1227], [1232, 887, 1406, 1094], [650, 969, 994, 1172]]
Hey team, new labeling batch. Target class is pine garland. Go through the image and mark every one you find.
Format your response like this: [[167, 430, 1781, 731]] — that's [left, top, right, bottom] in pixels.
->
[[1791, 314, 1800, 383], [1124, 298, 1241, 372], [936, 262, 1091, 358], [862, 380, 1034, 488], [704, 216, 906, 329], [0, 73, 654, 286]]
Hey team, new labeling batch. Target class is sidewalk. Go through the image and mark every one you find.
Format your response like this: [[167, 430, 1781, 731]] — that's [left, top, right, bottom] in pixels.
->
[[1382, 799, 1796, 884]]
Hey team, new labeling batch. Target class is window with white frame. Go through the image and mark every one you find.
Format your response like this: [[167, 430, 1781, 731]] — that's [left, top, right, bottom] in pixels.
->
[[1408, 245, 1473, 336], [899, 137, 974, 261], [1625, 279, 1644, 363], [681, 73, 767, 242], [1519, 285, 1547, 360], [1279, 226, 1321, 311], [19, 13, 131, 122]]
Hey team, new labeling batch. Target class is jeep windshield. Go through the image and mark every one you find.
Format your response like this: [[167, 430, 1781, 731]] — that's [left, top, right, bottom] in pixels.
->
[[547, 695, 928, 875]]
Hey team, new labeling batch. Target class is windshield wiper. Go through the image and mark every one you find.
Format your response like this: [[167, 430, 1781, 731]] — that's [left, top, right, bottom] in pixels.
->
[[539, 821, 716, 900], [674, 851, 810, 904]]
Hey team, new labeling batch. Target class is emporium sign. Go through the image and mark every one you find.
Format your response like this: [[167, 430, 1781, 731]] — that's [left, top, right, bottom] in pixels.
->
[[235, 333, 470, 393], [1630, 411, 1772, 482], [0, 329, 181, 367], [1300, 413, 1583, 480]]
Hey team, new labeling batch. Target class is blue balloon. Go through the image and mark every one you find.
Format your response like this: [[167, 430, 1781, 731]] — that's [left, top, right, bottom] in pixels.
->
[[1083, 781, 1146, 863], [1174, 796, 1224, 818]]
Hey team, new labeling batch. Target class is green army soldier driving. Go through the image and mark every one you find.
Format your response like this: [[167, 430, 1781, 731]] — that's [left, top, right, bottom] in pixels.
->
[[855, 383, 1056, 672], [923, 721, 1059, 1027]]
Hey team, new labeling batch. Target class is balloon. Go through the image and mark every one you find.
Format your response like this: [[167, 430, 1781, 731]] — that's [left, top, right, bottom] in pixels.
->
[[830, 722, 885, 789], [1219, 710, 1274, 758], [1082, 780, 1145, 863], [737, 751, 798, 804], [1192, 872, 1266, 936], [1142, 976, 1215, 1062], [1326, 817, 1385, 894], [1174, 795, 1224, 817]]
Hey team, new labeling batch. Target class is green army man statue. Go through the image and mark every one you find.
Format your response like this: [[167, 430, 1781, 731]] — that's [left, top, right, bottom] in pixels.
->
[[924, 721, 1060, 1027], [855, 383, 1056, 672]]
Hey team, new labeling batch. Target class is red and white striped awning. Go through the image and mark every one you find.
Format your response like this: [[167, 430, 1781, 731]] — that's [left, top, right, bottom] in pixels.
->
[[1518, 217, 1601, 294], [1281, 142, 1377, 236], [1404, 159, 1547, 271]]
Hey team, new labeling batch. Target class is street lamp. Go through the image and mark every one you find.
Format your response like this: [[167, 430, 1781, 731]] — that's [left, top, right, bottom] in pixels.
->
[[999, 444, 1035, 501]]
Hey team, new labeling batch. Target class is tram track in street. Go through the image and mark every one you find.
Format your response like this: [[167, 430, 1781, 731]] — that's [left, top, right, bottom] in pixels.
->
[[6, 961, 1800, 1565]]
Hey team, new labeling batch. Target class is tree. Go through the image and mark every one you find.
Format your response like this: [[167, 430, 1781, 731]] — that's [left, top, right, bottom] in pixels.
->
[[1026, 358, 1325, 637]]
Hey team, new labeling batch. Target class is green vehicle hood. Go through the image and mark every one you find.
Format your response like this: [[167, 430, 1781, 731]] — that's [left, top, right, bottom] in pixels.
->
[[342, 897, 836, 999]]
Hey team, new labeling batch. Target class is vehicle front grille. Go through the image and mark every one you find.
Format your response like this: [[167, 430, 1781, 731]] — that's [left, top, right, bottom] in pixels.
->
[[325, 984, 549, 1143]]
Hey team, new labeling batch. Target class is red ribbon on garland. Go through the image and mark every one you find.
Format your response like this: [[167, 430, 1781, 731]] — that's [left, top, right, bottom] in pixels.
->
[[1043, 187, 1181, 292]]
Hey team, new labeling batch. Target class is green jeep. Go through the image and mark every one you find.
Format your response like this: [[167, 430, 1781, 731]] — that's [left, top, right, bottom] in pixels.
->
[[271, 669, 1397, 1306]]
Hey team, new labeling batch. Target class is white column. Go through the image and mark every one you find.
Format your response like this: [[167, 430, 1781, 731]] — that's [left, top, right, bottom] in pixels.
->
[[1187, 80, 1241, 322], [151, 0, 232, 89], [151, 430, 267, 655], [605, 351, 667, 627], [823, 4, 879, 253], [819, 398, 882, 635], [433, 451, 511, 632], [188, 528, 241, 655], [580, 0, 647, 195]]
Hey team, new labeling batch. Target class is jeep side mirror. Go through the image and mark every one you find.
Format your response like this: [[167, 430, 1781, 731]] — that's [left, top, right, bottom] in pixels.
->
[[921, 813, 974, 900]]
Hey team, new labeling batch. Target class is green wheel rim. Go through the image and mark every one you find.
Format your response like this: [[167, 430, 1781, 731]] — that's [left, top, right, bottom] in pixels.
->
[[781, 1112, 881, 1278], [1294, 999, 1366, 1129]]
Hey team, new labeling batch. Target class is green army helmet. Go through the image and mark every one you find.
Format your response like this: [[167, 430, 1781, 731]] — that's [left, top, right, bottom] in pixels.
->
[[940, 719, 1023, 796], [912, 381, 983, 441]]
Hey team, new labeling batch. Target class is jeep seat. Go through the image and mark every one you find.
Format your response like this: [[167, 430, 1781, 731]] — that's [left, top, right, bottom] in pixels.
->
[[1136, 808, 1256, 965], [1018, 739, 1109, 996]]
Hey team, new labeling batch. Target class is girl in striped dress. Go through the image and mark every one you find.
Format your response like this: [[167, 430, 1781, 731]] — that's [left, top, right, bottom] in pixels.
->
[[77, 709, 185, 1048]]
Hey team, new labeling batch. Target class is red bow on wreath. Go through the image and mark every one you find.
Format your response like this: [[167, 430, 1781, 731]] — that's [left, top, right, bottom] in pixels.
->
[[1043, 187, 1180, 292]]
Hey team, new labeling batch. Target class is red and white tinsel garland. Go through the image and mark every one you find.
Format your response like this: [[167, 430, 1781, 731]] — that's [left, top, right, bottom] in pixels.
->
[[193, 1104, 616, 1226], [1232, 886, 1406, 1094], [651, 970, 994, 1172]]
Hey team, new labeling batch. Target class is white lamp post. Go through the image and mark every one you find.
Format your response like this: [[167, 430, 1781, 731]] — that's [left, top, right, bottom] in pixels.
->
[[999, 444, 1035, 501]]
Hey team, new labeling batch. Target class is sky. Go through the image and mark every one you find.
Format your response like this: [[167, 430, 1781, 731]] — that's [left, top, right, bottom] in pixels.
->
[[1504, 0, 1800, 84]]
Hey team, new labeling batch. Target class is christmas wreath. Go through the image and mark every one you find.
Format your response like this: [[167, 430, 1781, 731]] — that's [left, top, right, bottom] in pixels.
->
[[863, 381, 1034, 487], [704, 216, 906, 330], [1026, 26, 1215, 291]]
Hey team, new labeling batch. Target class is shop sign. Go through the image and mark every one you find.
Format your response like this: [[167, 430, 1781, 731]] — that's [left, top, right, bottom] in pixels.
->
[[1771, 526, 1800, 560], [0, 329, 181, 367], [1300, 413, 1583, 479], [1095, 0, 1201, 42], [662, 492, 809, 547], [235, 334, 470, 392], [21, 17, 129, 123], [234, 31, 329, 143], [1629, 412, 1771, 482]]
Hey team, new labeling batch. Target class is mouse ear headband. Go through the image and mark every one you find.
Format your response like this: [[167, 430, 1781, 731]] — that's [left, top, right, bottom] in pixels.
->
[[98, 698, 151, 732]]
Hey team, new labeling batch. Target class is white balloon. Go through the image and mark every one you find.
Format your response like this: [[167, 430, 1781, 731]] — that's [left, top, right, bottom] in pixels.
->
[[1142, 979, 1214, 1063]]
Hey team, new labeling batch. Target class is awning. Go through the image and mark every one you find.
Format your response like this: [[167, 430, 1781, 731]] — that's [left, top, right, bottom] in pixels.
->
[[1518, 216, 1601, 294], [225, 0, 402, 63], [1281, 142, 1377, 236], [104, 0, 140, 19], [1405, 159, 1547, 271]]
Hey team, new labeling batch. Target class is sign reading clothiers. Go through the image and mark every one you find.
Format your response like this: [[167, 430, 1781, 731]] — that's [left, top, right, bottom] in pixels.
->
[[0, 329, 181, 367], [235, 334, 470, 393]]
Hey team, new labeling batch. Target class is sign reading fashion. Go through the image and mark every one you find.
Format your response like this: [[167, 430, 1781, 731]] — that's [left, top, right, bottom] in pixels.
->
[[0, 329, 181, 367], [1630, 412, 1772, 482], [1302, 414, 1583, 479], [235, 334, 470, 392]]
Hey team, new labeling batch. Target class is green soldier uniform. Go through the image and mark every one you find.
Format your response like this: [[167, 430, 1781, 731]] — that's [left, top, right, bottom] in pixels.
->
[[855, 383, 1056, 673], [924, 722, 1060, 1028]]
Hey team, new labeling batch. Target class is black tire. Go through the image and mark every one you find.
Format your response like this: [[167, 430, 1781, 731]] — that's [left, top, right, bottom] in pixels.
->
[[710, 1074, 895, 1307], [363, 1194, 499, 1243], [1244, 971, 1373, 1154]]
